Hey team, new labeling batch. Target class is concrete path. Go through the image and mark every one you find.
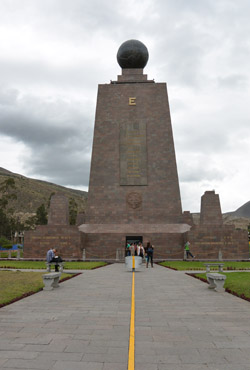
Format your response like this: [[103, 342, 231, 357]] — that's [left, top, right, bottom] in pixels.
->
[[1, 264, 250, 369]]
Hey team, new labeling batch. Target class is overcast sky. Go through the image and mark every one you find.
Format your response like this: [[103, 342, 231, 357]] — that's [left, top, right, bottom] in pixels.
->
[[0, 0, 249, 213]]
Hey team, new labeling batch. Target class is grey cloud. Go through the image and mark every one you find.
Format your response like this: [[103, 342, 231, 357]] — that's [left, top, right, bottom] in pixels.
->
[[0, 59, 109, 93], [0, 88, 19, 105], [178, 160, 227, 183], [217, 74, 248, 89], [0, 88, 93, 187], [161, 0, 214, 15], [147, 1, 250, 90], [0, 101, 89, 146], [175, 120, 230, 154], [0, 0, 125, 44], [24, 147, 91, 187], [148, 24, 207, 87], [0, 0, 249, 212]]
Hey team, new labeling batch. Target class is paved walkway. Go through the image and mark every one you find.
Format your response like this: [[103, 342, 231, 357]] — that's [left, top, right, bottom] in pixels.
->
[[1, 264, 250, 369]]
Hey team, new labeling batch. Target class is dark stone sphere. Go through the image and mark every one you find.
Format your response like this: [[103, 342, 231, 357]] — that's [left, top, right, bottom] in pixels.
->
[[117, 39, 149, 69]]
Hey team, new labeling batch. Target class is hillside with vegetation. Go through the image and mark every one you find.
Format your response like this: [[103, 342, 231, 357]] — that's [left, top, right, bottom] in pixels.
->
[[0, 167, 249, 233], [0, 167, 87, 223]]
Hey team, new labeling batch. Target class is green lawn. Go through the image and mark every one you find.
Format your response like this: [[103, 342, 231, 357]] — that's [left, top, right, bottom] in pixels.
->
[[0, 260, 107, 308], [159, 261, 250, 271], [0, 260, 107, 270], [194, 272, 250, 300], [0, 271, 73, 306]]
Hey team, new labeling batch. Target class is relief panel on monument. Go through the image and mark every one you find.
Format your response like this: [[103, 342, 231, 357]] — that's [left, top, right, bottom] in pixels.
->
[[120, 121, 147, 185], [126, 192, 142, 209]]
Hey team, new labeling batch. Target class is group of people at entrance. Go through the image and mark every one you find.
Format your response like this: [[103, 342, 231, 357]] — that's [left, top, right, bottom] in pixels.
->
[[46, 241, 193, 271], [126, 241, 154, 267]]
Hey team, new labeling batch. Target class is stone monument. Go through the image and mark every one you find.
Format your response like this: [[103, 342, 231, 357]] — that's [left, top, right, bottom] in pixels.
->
[[23, 41, 249, 261], [24, 193, 83, 259], [47, 193, 69, 225], [184, 191, 249, 259], [79, 39, 190, 259]]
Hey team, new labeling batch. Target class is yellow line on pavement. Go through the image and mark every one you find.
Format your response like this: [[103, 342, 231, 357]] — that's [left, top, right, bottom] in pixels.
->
[[128, 270, 135, 370]]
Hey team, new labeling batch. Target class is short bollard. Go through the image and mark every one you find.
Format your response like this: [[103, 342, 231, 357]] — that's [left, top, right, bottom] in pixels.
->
[[125, 256, 142, 271]]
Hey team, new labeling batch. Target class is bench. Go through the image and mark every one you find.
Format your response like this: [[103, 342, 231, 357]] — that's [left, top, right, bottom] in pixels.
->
[[46, 262, 64, 273], [204, 263, 224, 273], [43, 272, 61, 291], [206, 273, 226, 292]]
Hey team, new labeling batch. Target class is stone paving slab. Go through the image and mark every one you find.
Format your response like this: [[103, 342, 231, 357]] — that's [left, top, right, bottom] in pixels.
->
[[134, 265, 250, 369], [1, 264, 250, 369]]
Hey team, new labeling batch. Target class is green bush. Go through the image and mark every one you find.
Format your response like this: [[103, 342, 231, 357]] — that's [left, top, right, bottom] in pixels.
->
[[0, 252, 8, 258], [0, 236, 11, 246], [2, 244, 12, 250]]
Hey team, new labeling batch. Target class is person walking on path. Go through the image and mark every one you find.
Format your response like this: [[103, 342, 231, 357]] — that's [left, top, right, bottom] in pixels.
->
[[184, 241, 195, 260], [145, 242, 154, 268]]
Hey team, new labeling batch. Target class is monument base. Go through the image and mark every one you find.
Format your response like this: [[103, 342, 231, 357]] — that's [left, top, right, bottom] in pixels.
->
[[185, 224, 249, 260], [79, 223, 191, 260], [24, 225, 83, 260]]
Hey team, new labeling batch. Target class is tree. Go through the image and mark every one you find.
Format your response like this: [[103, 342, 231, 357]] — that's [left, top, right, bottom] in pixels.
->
[[35, 204, 48, 225], [0, 178, 18, 240], [0, 178, 17, 210], [0, 236, 12, 247], [0, 208, 12, 239], [24, 215, 37, 230]]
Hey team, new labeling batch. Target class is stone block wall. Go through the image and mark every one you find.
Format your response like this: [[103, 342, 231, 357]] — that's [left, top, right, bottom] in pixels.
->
[[183, 211, 194, 226], [83, 232, 185, 260], [24, 225, 83, 260], [185, 225, 249, 260]]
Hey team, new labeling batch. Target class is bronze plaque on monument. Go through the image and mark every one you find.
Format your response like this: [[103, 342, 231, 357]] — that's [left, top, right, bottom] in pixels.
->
[[120, 121, 147, 185]]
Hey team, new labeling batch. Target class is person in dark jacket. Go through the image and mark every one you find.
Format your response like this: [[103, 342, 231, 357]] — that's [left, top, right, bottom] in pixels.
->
[[46, 248, 62, 272], [145, 242, 154, 268]]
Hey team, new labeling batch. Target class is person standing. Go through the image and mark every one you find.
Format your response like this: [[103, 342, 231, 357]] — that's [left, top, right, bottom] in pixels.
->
[[130, 243, 135, 256], [126, 243, 131, 256], [136, 243, 141, 256], [139, 243, 144, 258], [145, 242, 154, 268]]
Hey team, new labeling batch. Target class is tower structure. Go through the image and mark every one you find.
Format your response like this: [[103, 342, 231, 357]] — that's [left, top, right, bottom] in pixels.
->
[[80, 40, 190, 259]]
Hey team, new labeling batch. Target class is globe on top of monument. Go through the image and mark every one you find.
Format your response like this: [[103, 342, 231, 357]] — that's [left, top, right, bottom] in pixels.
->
[[117, 39, 149, 69]]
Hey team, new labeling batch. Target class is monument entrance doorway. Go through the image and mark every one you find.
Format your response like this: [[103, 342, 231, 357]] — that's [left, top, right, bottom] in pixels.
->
[[126, 236, 143, 246], [125, 236, 143, 256]]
